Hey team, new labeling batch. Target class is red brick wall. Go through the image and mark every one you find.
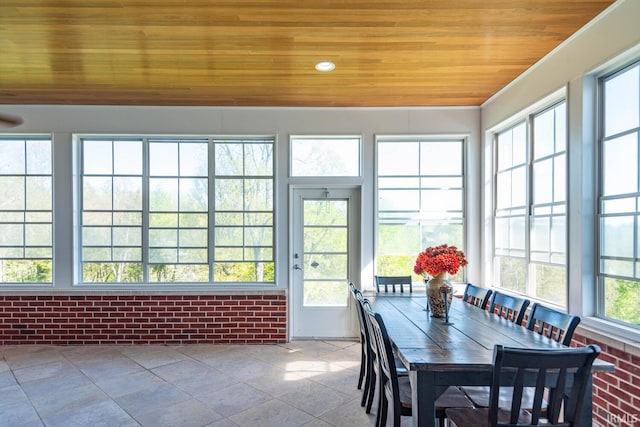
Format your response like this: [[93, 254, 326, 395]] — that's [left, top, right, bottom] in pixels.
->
[[572, 333, 640, 427], [0, 294, 287, 345]]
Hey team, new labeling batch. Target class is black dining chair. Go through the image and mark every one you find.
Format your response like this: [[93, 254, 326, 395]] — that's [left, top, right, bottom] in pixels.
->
[[349, 283, 369, 395], [358, 293, 403, 413], [462, 302, 582, 410], [358, 294, 409, 414], [446, 344, 601, 427], [350, 284, 381, 411], [526, 303, 581, 346], [359, 295, 384, 414], [461, 283, 492, 309], [364, 303, 473, 427], [375, 275, 413, 293], [488, 291, 530, 325], [461, 291, 530, 408]]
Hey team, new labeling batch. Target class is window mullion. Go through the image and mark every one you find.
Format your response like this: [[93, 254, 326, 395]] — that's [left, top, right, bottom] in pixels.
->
[[142, 137, 150, 283], [209, 138, 215, 283]]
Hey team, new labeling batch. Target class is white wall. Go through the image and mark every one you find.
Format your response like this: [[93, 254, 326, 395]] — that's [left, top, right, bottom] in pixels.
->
[[0, 106, 481, 291], [480, 0, 640, 322]]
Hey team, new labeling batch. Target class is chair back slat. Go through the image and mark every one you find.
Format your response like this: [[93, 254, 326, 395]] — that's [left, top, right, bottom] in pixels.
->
[[489, 345, 600, 427], [462, 283, 492, 309], [375, 275, 413, 293], [526, 303, 581, 346], [530, 368, 547, 424], [489, 291, 530, 325]]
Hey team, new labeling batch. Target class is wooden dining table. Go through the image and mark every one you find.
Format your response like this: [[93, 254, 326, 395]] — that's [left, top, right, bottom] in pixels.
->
[[371, 293, 615, 427]]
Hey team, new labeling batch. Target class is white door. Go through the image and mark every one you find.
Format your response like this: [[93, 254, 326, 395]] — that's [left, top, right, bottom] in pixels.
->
[[290, 188, 360, 339]]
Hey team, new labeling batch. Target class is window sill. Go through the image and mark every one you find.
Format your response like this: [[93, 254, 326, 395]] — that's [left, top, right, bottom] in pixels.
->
[[0, 287, 287, 296], [578, 317, 640, 357]]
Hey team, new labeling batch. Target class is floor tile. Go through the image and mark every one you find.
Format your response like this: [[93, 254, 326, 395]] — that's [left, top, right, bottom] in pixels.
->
[[244, 369, 311, 397], [0, 370, 18, 389], [115, 383, 191, 418], [204, 419, 239, 427], [95, 370, 167, 399], [121, 345, 189, 369], [74, 356, 145, 382], [279, 380, 353, 417], [133, 398, 223, 427], [13, 360, 77, 384], [0, 341, 374, 427], [318, 398, 376, 426], [197, 383, 272, 417], [228, 399, 314, 427], [21, 370, 93, 400], [0, 384, 34, 410], [4, 348, 65, 370], [31, 383, 110, 417], [0, 401, 44, 427], [300, 419, 334, 427], [40, 399, 138, 427]]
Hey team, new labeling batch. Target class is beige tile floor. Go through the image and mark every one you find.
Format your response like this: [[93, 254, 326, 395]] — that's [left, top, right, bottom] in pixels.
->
[[0, 340, 402, 427]]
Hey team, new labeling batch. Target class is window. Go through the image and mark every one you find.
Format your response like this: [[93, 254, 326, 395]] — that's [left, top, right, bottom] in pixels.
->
[[598, 61, 640, 326], [494, 101, 567, 307], [80, 136, 274, 284], [0, 136, 53, 284], [290, 136, 361, 177], [376, 137, 465, 281], [495, 122, 528, 293]]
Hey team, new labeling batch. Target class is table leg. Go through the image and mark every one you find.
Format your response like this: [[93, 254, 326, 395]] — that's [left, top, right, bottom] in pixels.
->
[[410, 371, 437, 427]]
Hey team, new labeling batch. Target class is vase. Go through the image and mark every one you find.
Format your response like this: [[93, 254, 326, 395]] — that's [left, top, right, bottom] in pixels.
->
[[426, 273, 453, 318]]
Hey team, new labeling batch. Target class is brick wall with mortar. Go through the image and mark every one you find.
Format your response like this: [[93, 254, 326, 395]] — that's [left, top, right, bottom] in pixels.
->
[[0, 295, 287, 345], [572, 333, 640, 427]]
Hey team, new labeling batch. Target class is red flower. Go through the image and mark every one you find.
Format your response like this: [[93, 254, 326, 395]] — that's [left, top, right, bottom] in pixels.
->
[[414, 244, 468, 277]]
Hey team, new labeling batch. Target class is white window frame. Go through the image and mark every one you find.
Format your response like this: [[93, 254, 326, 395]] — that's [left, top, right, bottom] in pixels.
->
[[596, 59, 640, 329], [375, 135, 467, 282], [0, 135, 53, 285], [289, 135, 362, 178], [77, 135, 276, 285], [492, 98, 568, 308]]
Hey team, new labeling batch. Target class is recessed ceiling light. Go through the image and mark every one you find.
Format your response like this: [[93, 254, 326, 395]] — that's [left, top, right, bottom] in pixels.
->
[[315, 61, 335, 72]]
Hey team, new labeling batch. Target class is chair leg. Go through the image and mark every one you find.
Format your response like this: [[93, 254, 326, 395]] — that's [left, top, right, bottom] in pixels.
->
[[361, 357, 371, 407], [357, 344, 365, 390], [392, 401, 401, 427], [376, 385, 388, 427], [365, 368, 376, 413]]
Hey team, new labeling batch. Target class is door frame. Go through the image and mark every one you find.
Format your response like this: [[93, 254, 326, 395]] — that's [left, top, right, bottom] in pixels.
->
[[288, 185, 361, 340]]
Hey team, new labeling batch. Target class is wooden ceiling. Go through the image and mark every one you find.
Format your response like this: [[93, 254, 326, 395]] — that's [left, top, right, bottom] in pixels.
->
[[0, 0, 616, 107]]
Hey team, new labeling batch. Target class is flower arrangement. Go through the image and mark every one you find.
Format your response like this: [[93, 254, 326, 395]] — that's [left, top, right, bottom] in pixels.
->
[[413, 244, 468, 278]]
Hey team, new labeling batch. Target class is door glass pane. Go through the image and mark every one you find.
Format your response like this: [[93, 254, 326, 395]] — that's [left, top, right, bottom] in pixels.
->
[[303, 199, 349, 307]]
